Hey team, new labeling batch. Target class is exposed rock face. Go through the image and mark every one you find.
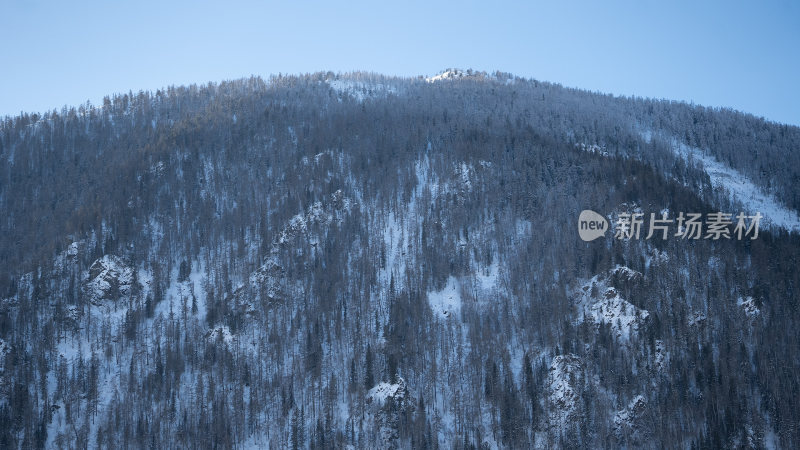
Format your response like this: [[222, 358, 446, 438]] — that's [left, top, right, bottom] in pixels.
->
[[573, 267, 650, 345], [0, 338, 8, 394], [425, 68, 475, 82], [228, 191, 355, 313], [0, 338, 9, 374], [688, 311, 707, 327], [276, 191, 353, 247], [655, 340, 668, 373], [613, 395, 649, 443], [206, 326, 234, 345], [546, 354, 585, 429], [589, 287, 650, 341], [738, 296, 761, 317], [246, 257, 285, 302], [611, 265, 643, 284], [83, 255, 134, 305], [365, 378, 415, 449], [367, 378, 412, 409]]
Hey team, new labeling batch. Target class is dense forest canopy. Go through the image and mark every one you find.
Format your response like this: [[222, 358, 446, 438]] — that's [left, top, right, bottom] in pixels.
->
[[0, 70, 799, 448]]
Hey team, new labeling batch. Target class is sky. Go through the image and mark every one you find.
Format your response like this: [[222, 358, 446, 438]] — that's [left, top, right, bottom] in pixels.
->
[[2, 0, 799, 125]]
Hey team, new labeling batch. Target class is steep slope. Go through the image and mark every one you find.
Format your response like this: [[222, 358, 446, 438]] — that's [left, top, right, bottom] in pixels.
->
[[0, 71, 799, 449]]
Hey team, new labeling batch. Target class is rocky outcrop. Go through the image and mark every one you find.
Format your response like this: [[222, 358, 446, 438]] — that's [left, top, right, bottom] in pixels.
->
[[546, 354, 585, 429], [83, 255, 134, 305]]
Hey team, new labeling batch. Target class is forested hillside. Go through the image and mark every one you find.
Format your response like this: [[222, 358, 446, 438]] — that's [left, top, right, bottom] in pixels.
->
[[1, 70, 799, 448]]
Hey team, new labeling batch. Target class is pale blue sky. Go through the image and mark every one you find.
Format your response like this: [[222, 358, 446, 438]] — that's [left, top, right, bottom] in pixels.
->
[[2, 0, 799, 125]]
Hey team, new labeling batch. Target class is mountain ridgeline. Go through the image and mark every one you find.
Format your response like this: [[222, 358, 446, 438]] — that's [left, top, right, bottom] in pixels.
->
[[1, 70, 799, 448]]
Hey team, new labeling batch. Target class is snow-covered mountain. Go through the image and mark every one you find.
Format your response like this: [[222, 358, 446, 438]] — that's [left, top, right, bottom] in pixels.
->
[[1, 70, 799, 448]]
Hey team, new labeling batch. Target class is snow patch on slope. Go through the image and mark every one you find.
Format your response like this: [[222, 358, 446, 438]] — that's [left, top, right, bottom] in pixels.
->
[[455, 162, 474, 191], [475, 261, 499, 292], [662, 135, 800, 232], [207, 325, 234, 345], [367, 379, 407, 405], [576, 142, 609, 157], [428, 276, 461, 319]]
